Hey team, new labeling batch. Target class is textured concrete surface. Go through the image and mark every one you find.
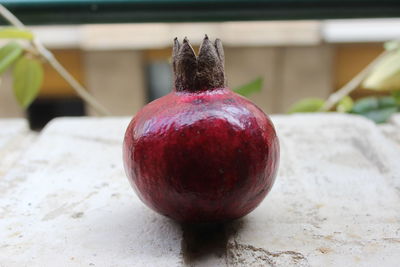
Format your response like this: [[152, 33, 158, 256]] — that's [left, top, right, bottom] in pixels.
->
[[229, 114, 400, 267], [0, 119, 36, 179], [380, 114, 400, 146], [0, 114, 399, 266]]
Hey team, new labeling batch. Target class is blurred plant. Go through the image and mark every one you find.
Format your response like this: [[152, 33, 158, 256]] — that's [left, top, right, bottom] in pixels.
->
[[233, 77, 263, 96], [288, 40, 400, 123], [288, 98, 325, 114], [0, 4, 110, 115]]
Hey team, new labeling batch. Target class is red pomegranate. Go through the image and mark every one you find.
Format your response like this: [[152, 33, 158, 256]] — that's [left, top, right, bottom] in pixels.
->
[[123, 36, 279, 223]]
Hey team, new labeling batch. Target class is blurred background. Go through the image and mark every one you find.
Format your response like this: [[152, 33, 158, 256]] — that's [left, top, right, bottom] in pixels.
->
[[0, 1, 400, 129]]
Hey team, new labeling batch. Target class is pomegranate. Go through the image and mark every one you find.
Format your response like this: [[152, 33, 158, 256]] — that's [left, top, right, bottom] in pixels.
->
[[123, 36, 279, 223]]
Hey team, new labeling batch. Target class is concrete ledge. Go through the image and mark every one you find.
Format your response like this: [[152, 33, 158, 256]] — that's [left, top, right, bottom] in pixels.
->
[[0, 114, 399, 266], [0, 119, 36, 179]]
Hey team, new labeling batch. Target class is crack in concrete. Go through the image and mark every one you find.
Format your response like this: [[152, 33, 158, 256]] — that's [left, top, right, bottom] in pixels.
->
[[227, 240, 309, 267], [180, 220, 309, 267]]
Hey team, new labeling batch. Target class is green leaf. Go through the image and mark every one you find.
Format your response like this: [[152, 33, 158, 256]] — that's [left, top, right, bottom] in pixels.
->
[[357, 107, 397, 124], [13, 56, 43, 108], [288, 98, 325, 114], [336, 96, 354, 113], [351, 96, 398, 123], [0, 42, 23, 74], [378, 96, 396, 108], [351, 97, 379, 114], [384, 41, 400, 51], [0, 28, 33, 40], [233, 77, 263, 97], [362, 49, 400, 91], [391, 90, 400, 105]]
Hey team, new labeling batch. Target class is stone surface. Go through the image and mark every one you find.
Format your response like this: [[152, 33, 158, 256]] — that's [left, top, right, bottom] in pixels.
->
[[1, 114, 400, 266], [0, 119, 36, 179], [0, 118, 182, 267], [389, 113, 400, 127], [229, 114, 400, 267], [380, 114, 400, 146]]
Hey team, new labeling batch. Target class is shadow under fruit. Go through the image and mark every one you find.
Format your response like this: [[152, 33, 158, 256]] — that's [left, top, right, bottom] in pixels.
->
[[123, 36, 279, 223]]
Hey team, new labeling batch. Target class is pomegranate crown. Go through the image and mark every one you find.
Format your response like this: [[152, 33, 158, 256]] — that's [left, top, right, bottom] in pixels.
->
[[172, 35, 226, 92]]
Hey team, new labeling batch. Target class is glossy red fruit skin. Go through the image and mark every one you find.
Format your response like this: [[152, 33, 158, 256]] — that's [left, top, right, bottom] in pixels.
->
[[123, 88, 279, 223]]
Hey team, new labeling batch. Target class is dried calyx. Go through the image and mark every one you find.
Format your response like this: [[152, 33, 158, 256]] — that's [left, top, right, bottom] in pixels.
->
[[173, 35, 226, 92]]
